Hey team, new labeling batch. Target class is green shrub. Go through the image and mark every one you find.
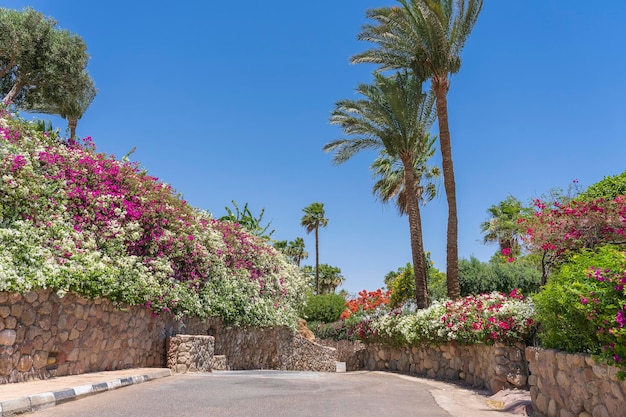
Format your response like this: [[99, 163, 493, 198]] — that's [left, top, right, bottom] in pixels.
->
[[534, 245, 626, 360], [459, 256, 541, 296], [302, 293, 346, 323]]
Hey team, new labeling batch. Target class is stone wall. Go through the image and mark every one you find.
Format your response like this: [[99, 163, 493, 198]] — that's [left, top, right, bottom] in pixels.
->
[[206, 319, 336, 372], [166, 335, 214, 373], [317, 339, 365, 371], [329, 341, 527, 393], [0, 289, 336, 384], [526, 347, 626, 417]]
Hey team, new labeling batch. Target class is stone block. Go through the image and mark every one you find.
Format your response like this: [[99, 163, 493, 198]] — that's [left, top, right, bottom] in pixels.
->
[[548, 398, 558, 417], [5, 316, 16, 329], [17, 355, 33, 372], [591, 404, 609, 417], [536, 393, 549, 414], [0, 329, 16, 346]]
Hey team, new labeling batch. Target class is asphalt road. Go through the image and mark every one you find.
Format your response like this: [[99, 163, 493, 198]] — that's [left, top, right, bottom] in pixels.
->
[[29, 371, 454, 417]]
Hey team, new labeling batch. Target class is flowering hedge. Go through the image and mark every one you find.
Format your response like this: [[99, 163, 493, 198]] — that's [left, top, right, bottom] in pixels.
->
[[534, 245, 626, 378], [0, 110, 307, 327], [352, 291, 535, 347]]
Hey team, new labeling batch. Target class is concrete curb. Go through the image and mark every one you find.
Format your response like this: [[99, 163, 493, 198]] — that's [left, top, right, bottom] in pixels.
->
[[0, 369, 171, 416]]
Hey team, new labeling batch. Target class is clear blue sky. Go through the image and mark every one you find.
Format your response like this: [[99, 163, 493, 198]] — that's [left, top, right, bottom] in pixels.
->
[[3, 0, 626, 295]]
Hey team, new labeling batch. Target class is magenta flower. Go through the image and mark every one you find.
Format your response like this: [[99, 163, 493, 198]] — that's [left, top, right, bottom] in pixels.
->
[[617, 310, 626, 328]]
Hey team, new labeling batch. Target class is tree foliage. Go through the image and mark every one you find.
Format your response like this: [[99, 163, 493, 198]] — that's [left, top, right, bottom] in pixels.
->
[[386, 256, 447, 307], [302, 293, 347, 324], [577, 171, 626, 202], [0, 7, 92, 113], [273, 237, 308, 266], [458, 256, 541, 296], [522, 197, 626, 282], [480, 195, 524, 257], [219, 200, 274, 240], [302, 264, 345, 295], [534, 246, 626, 363]]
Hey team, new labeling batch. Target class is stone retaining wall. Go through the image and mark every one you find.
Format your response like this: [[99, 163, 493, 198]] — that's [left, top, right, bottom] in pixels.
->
[[206, 319, 336, 372], [328, 341, 527, 393], [317, 339, 365, 371], [0, 289, 336, 383], [526, 347, 626, 417]]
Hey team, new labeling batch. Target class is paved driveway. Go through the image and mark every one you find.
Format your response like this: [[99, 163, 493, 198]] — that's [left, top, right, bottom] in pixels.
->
[[29, 370, 453, 417], [29, 370, 523, 417]]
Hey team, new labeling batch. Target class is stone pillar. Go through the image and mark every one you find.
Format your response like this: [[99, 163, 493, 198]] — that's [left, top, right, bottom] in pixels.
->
[[166, 335, 215, 373]]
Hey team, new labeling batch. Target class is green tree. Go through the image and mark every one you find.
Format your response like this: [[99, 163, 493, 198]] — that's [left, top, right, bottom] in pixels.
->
[[273, 237, 309, 266], [325, 72, 435, 309], [220, 200, 274, 240], [301, 264, 344, 295], [287, 237, 308, 267], [577, 171, 626, 202], [387, 255, 446, 307], [1, 7, 91, 111], [302, 293, 347, 323], [22, 70, 96, 140], [480, 195, 524, 257], [352, 0, 483, 300], [458, 256, 541, 296], [300, 202, 328, 293]]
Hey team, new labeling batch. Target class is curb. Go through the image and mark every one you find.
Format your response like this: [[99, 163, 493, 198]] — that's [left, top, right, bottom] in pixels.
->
[[0, 369, 171, 416]]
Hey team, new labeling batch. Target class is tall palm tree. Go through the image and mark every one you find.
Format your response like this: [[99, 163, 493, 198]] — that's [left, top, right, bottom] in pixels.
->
[[324, 71, 436, 309], [300, 202, 328, 294], [351, 0, 483, 300]]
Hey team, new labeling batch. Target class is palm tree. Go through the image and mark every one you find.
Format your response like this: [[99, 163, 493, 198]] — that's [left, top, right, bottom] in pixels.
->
[[480, 195, 523, 256], [324, 72, 436, 309], [351, 0, 483, 300], [287, 237, 308, 267], [370, 136, 440, 215], [300, 202, 328, 294]]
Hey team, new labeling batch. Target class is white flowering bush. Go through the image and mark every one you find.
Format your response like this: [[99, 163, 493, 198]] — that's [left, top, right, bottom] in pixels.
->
[[355, 291, 536, 347], [0, 109, 307, 327]]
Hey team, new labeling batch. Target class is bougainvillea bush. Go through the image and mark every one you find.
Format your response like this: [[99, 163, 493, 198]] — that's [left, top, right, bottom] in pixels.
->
[[0, 110, 307, 327], [533, 245, 626, 378], [353, 291, 535, 347]]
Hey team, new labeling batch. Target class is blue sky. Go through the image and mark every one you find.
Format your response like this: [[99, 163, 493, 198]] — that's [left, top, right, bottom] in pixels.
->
[[3, 1, 626, 295]]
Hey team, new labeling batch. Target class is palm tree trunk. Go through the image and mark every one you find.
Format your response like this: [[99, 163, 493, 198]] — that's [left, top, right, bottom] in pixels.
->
[[315, 226, 320, 294], [402, 156, 429, 309], [433, 77, 460, 300]]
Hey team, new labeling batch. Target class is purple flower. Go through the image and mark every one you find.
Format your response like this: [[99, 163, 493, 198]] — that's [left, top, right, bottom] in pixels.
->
[[617, 310, 626, 328]]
